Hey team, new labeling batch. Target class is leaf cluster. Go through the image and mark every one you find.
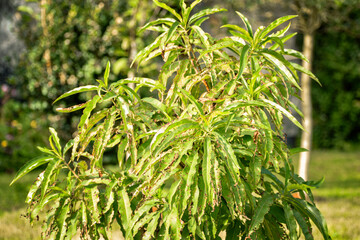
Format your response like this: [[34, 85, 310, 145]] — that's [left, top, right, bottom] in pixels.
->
[[11, 1, 330, 239]]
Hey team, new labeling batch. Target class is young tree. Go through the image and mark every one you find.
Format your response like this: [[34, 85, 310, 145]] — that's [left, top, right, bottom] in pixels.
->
[[11, 1, 330, 239]]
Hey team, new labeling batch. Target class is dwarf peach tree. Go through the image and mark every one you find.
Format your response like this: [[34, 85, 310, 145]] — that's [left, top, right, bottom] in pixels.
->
[[11, 1, 330, 239]]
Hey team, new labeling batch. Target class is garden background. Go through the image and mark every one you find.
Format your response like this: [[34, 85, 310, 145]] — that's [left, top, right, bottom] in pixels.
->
[[0, 0, 359, 239]]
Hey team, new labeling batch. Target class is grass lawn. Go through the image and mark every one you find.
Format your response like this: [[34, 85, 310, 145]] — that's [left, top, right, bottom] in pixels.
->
[[302, 151, 360, 240], [0, 150, 359, 240]]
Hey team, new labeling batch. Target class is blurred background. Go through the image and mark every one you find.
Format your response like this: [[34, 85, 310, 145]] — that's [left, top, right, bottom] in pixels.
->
[[0, 0, 359, 239]]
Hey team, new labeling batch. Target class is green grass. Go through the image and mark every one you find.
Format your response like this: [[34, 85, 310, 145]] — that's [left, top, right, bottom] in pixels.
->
[[0, 171, 42, 240], [301, 151, 360, 240], [1, 150, 359, 239]]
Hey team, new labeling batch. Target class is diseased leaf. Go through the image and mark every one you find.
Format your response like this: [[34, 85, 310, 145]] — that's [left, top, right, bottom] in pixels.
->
[[26, 171, 45, 204], [41, 158, 60, 199], [56, 102, 88, 113], [249, 193, 276, 234], [143, 211, 162, 240], [181, 153, 199, 213], [118, 188, 132, 231]]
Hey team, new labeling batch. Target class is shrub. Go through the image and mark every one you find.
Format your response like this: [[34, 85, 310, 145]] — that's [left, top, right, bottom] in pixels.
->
[[11, 1, 330, 239]]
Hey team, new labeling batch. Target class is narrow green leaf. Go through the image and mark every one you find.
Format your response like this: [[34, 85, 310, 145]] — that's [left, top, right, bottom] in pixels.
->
[[131, 31, 167, 66], [90, 187, 101, 224], [251, 156, 262, 186], [104, 181, 117, 213], [225, 27, 252, 43], [286, 197, 331, 240], [117, 138, 128, 169], [198, 38, 234, 60], [26, 171, 45, 204], [259, 109, 273, 154], [79, 95, 101, 129], [283, 201, 298, 240], [179, 88, 204, 116], [130, 199, 159, 235], [238, 44, 250, 78], [289, 147, 308, 155], [259, 98, 304, 130], [181, 153, 199, 213], [81, 201, 87, 227], [10, 156, 54, 185], [139, 18, 176, 33], [41, 159, 60, 199], [150, 119, 200, 153], [283, 49, 307, 61], [236, 11, 253, 38], [293, 210, 314, 240], [202, 137, 214, 205], [57, 199, 70, 240], [189, 8, 226, 24], [142, 97, 171, 121], [212, 132, 241, 186], [49, 127, 61, 155], [291, 62, 321, 85], [53, 85, 98, 104], [37, 146, 55, 156], [153, 0, 182, 22], [260, 50, 301, 89], [192, 25, 210, 47], [249, 193, 276, 234], [93, 109, 117, 166], [104, 61, 110, 87], [260, 15, 297, 39], [65, 212, 79, 240], [118, 188, 132, 231], [56, 102, 88, 113], [133, 211, 159, 237], [143, 211, 162, 240], [165, 21, 180, 44]]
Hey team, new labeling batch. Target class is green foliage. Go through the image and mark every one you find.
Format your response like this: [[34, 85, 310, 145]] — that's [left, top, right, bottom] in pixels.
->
[[11, 1, 331, 239], [0, 99, 48, 172], [2, 0, 164, 171], [312, 13, 360, 149]]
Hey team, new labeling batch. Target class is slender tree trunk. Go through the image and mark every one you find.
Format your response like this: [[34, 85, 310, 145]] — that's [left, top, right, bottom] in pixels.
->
[[40, 0, 52, 76], [298, 32, 314, 181]]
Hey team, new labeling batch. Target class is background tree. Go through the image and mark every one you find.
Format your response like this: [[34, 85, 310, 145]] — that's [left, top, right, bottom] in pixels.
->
[[1, 0, 174, 171], [312, 1, 360, 149]]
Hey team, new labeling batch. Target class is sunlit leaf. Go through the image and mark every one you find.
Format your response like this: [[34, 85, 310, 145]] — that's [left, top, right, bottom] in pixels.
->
[[10, 156, 54, 185], [53, 85, 98, 104]]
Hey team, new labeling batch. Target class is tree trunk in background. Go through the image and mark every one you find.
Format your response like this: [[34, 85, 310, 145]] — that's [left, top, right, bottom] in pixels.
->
[[298, 32, 314, 181], [40, 0, 52, 76]]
